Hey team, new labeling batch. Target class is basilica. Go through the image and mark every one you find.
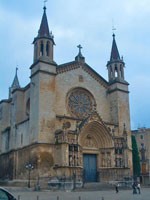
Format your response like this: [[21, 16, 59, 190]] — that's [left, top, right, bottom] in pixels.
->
[[0, 6, 132, 184]]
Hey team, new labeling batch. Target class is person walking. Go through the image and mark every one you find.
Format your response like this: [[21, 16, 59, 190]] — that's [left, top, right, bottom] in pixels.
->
[[132, 182, 137, 194], [137, 183, 141, 194], [115, 183, 119, 193]]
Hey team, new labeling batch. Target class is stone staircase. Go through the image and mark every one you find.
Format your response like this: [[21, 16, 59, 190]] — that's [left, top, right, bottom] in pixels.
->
[[0, 180, 115, 192], [76, 182, 114, 191]]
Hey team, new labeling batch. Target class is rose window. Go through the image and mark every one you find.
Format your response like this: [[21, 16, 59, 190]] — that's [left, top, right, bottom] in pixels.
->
[[67, 89, 94, 118]]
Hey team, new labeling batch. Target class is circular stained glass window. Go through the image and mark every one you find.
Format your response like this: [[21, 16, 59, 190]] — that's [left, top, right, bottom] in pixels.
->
[[67, 88, 94, 118]]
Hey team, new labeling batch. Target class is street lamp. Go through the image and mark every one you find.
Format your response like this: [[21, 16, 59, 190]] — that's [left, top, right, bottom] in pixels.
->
[[25, 163, 34, 188]]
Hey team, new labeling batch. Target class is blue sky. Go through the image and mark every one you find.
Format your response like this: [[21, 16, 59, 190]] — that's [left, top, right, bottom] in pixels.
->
[[0, 0, 150, 129]]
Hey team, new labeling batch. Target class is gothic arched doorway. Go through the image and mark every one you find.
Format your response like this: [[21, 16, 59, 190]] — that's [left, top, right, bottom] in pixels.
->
[[79, 118, 113, 182]]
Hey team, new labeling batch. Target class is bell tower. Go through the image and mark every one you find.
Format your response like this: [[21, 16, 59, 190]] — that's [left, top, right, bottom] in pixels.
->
[[107, 34, 131, 136], [107, 34, 132, 172], [107, 34, 125, 83], [33, 6, 55, 64], [29, 6, 57, 144]]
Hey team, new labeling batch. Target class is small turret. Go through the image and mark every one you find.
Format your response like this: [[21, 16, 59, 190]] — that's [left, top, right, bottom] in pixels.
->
[[9, 68, 20, 98]]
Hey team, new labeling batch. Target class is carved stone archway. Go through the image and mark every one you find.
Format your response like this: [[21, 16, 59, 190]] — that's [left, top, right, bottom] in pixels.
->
[[78, 111, 113, 149], [79, 121, 113, 149], [77, 112, 114, 182]]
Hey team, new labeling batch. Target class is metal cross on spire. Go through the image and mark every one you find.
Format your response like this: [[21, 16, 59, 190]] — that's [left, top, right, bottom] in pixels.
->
[[15, 65, 18, 75], [75, 44, 85, 62], [16, 67, 18, 74], [77, 44, 82, 54]]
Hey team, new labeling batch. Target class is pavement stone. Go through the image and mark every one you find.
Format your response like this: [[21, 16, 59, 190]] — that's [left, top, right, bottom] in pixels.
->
[[4, 187, 150, 200]]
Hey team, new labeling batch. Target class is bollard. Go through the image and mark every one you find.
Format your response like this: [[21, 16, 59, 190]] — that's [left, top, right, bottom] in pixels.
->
[[57, 196, 59, 200], [101, 197, 104, 200], [37, 195, 39, 200], [78, 196, 81, 200], [18, 195, 20, 200]]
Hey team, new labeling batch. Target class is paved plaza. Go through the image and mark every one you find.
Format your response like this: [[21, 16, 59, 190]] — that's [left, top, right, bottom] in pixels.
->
[[5, 187, 150, 200]]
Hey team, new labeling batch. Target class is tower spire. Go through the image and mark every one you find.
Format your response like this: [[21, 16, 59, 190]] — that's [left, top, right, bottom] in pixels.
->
[[110, 34, 120, 61], [33, 5, 55, 63], [38, 5, 52, 39], [107, 34, 125, 83]]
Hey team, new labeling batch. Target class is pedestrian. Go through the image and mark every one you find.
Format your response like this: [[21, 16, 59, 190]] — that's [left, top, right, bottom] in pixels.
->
[[132, 182, 137, 194], [115, 183, 119, 193], [137, 182, 141, 194]]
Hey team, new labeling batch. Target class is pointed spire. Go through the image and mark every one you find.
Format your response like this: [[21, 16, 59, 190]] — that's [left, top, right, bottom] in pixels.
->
[[38, 6, 50, 37], [33, 5, 55, 44], [9, 68, 20, 98], [110, 34, 120, 61], [11, 67, 20, 89], [75, 44, 85, 62]]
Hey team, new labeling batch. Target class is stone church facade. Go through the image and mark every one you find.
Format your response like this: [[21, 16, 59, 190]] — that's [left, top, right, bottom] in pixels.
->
[[0, 7, 132, 183]]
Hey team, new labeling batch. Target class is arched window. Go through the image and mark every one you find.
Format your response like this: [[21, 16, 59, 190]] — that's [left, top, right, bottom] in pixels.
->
[[120, 64, 123, 78], [110, 65, 113, 79], [40, 41, 44, 56], [26, 98, 30, 116], [34, 43, 38, 61], [21, 133, 23, 145], [46, 41, 50, 56], [115, 64, 118, 78]]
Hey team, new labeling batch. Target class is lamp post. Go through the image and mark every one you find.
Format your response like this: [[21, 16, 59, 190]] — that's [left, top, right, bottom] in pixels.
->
[[25, 163, 34, 188]]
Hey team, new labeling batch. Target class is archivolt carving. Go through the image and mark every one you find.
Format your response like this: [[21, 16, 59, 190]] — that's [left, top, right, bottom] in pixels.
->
[[79, 121, 113, 149], [83, 134, 98, 148]]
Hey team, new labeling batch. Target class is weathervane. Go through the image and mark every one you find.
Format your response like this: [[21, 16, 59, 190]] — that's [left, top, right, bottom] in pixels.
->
[[112, 26, 116, 33], [112, 19, 116, 35], [44, 0, 48, 7]]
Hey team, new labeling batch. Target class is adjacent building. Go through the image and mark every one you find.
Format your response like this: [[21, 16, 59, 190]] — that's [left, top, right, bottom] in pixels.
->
[[132, 128, 150, 184]]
